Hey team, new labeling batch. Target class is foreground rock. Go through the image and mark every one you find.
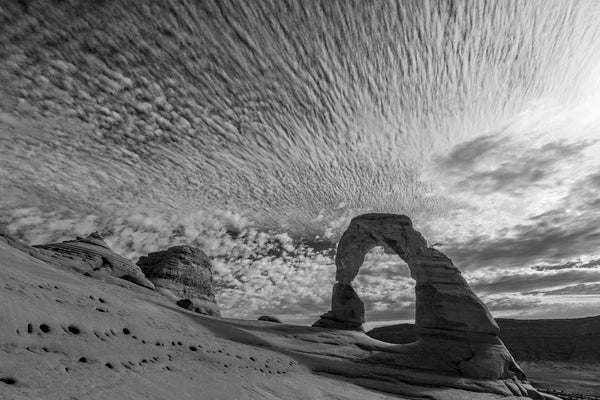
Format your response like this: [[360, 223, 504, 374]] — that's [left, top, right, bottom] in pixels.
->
[[28, 231, 155, 290], [137, 246, 221, 317], [314, 213, 529, 386]]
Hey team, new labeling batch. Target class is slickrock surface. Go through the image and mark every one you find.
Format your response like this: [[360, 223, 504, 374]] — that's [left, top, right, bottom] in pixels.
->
[[34, 232, 155, 290], [314, 213, 526, 383], [137, 246, 221, 317]]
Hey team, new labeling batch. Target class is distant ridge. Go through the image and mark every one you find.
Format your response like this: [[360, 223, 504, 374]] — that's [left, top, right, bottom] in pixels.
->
[[367, 315, 600, 363]]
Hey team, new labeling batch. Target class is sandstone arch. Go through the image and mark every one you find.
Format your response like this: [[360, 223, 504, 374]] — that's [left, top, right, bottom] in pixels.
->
[[313, 213, 525, 380]]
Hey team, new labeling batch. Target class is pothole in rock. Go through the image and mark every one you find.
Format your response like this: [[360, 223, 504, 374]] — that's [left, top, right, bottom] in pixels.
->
[[0, 377, 16, 385], [67, 325, 80, 335]]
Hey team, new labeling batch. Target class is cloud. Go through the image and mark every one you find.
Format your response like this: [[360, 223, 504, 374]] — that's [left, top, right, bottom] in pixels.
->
[[447, 215, 600, 270], [524, 283, 600, 296], [435, 136, 594, 195], [440, 163, 600, 271], [532, 259, 600, 271], [435, 134, 499, 171], [468, 266, 600, 295]]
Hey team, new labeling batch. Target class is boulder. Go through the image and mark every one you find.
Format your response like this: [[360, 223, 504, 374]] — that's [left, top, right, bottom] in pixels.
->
[[34, 232, 154, 290], [313, 213, 525, 381], [258, 315, 282, 323], [176, 298, 221, 316], [137, 246, 221, 317]]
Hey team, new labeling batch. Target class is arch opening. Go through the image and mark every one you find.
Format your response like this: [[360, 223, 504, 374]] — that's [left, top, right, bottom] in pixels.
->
[[312, 213, 525, 380]]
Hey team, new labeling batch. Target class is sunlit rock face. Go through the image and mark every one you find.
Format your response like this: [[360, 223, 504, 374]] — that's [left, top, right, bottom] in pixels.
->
[[34, 232, 155, 290], [137, 246, 221, 316], [315, 213, 523, 380]]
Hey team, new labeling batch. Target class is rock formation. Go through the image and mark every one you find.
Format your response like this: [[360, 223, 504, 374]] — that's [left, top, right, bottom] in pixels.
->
[[313, 283, 365, 331], [367, 316, 600, 364], [313, 213, 525, 381], [258, 316, 283, 323], [33, 232, 155, 290], [137, 246, 221, 317]]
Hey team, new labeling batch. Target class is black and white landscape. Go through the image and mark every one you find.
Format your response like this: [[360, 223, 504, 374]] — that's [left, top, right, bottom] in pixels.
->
[[1, 1, 600, 399]]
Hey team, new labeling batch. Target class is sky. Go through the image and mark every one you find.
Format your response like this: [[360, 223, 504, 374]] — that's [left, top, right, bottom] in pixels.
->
[[2, 0, 600, 327]]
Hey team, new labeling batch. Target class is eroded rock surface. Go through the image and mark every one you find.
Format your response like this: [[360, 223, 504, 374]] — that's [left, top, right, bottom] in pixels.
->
[[137, 246, 221, 317], [313, 213, 525, 382], [33, 232, 155, 290]]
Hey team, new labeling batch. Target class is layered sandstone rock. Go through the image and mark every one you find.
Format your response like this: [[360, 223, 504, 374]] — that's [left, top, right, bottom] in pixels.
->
[[33, 232, 155, 290], [313, 213, 525, 381], [137, 246, 221, 317], [313, 283, 365, 331]]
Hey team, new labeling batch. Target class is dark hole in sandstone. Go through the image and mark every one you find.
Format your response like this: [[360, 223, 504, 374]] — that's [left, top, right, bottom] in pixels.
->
[[189, 346, 197, 351], [0, 377, 16, 385], [123, 328, 130, 335], [105, 363, 113, 369], [98, 298, 105, 303], [40, 324, 50, 333], [67, 325, 80, 334], [79, 357, 87, 363], [27, 323, 33, 334]]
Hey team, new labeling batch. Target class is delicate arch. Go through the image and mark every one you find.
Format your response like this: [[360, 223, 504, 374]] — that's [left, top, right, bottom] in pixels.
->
[[333, 213, 498, 335], [313, 213, 525, 380]]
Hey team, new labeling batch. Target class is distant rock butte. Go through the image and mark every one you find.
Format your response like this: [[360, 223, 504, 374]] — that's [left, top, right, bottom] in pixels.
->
[[137, 246, 221, 317], [367, 316, 600, 364], [33, 232, 155, 290], [313, 213, 526, 382]]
